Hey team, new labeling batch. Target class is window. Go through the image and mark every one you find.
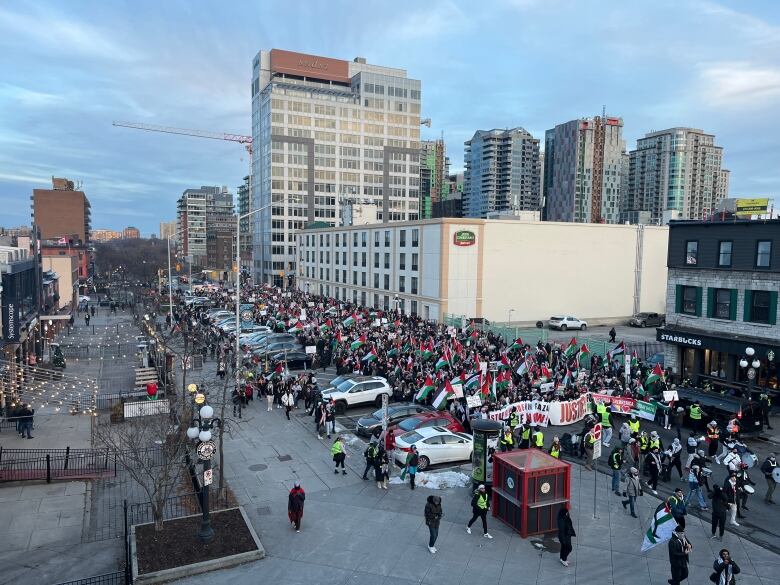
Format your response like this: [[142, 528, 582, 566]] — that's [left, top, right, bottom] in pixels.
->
[[412, 229, 419, 247], [362, 232, 367, 247], [411, 277, 418, 294], [361, 273, 366, 287], [399, 276, 405, 292], [385, 230, 390, 247], [756, 241, 772, 267], [410, 300, 417, 316], [361, 253, 366, 267], [353, 232, 358, 247], [718, 241, 732, 267], [676, 285, 701, 316], [685, 241, 698, 265], [374, 231, 379, 247], [373, 274, 379, 289], [384, 253, 390, 269], [383, 275, 390, 290], [353, 252, 358, 266], [710, 288, 734, 320], [411, 253, 419, 271], [744, 290, 777, 325], [399, 230, 406, 247], [399, 253, 406, 270], [353, 271, 357, 285], [342, 251, 346, 265], [374, 253, 379, 268]]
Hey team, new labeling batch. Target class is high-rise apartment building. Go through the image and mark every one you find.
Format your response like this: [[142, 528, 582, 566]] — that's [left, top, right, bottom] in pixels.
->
[[159, 221, 176, 241], [32, 178, 91, 244], [176, 186, 234, 267], [123, 226, 140, 239], [420, 139, 449, 219], [432, 172, 465, 219], [624, 128, 727, 224], [251, 49, 422, 286], [463, 128, 541, 219], [91, 229, 122, 242], [236, 175, 252, 273], [543, 115, 625, 223]]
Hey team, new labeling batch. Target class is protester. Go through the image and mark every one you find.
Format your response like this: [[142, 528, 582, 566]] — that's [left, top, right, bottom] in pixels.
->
[[466, 484, 492, 539], [760, 453, 777, 504], [712, 549, 740, 585], [621, 467, 642, 518], [330, 436, 347, 475], [710, 484, 728, 540], [608, 446, 623, 495], [287, 482, 305, 532], [667, 525, 692, 585], [401, 445, 419, 490], [362, 440, 378, 481], [557, 507, 576, 567], [424, 496, 443, 554], [374, 446, 389, 489]]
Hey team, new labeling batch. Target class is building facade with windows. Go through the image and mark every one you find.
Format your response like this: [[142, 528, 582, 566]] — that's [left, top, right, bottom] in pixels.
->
[[463, 128, 541, 218], [251, 49, 423, 286], [176, 186, 234, 267], [296, 218, 668, 323], [657, 220, 779, 392]]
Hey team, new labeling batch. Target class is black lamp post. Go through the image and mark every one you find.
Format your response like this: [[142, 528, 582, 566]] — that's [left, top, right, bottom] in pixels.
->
[[739, 346, 761, 398], [186, 392, 222, 543]]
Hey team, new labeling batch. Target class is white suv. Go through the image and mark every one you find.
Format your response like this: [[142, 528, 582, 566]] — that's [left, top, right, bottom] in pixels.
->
[[321, 376, 391, 414], [548, 315, 588, 331]]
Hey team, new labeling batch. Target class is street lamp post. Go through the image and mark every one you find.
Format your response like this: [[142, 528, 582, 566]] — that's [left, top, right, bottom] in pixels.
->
[[507, 309, 515, 324], [739, 346, 761, 397], [186, 395, 222, 543]]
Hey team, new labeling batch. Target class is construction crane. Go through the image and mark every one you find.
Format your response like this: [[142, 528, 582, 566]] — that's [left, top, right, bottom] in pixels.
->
[[112, 121, 253, 156]]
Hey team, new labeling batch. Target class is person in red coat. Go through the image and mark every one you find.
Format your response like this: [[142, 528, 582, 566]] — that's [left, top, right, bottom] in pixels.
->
[[288, 482, 306, 532]]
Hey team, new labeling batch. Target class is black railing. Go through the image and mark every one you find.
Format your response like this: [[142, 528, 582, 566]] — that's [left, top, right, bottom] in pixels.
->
[[0, 447, 114, 483], [126, 487, 232, 527], [96, 391, 166, 411], [53, 572, 125, 585]]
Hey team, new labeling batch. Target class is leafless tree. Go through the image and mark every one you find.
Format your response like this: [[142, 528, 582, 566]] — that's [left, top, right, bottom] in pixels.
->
[[93, 411, 188, 531]]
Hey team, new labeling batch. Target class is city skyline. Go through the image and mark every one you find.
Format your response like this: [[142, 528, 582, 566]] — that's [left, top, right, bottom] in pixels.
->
[[1, 0, 779, 233]]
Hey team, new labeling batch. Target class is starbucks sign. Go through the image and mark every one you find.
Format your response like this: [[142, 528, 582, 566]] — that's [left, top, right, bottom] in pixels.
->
[[453, 230, 476, 247]]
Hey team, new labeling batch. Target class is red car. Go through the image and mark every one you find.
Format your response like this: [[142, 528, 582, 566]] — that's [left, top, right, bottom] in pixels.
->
[[389, 411, 465, 439]]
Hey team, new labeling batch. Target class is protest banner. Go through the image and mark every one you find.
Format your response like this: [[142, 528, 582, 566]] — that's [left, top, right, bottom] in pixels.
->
[[591, 392, 635, 414], [632, 400, 658, 421], [488, 401, 550, 427], [548, 394, 591, 426]]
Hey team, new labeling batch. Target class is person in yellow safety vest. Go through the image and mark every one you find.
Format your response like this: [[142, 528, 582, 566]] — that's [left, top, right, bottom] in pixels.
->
[[600, 402, 613, 447], [331, 436, 347, 475], [519, 423, 531, 449], [500, 428, 514, 452], [533, 427, 544, 449], [596, 401, 607, 418], [549, 436, 561, 459], [508, 408, 520, 432], [706, 421, 721, 457], [466, 484, 492, 538], [688, 401, 704, 432], [649, 430, 663, 452], [759, 393, 773, 430], [583, 431, 596, 471], [628, 415, 640, 435]]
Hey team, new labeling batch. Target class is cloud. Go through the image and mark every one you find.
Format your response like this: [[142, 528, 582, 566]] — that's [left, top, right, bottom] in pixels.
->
[[697, 61, 780, 108], [0, 171, 51, 185], [0, 6, 135, 62], [0, 84, 64, 107], [394, 0, 469, 40]]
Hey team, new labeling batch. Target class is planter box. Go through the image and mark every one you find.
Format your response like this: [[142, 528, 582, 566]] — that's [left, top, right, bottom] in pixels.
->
[[131, 506, 264, 584]]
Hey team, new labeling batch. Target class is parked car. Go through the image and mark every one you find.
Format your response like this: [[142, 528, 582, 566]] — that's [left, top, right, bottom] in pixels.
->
[[394, 427, 474, 471], [252, 340, 302, 357], [389, 411, 466, 439], [629, 312, 665, 327], [355, 404, 434, 437], [320, 376, 392, 413], [270, 350, 312, 370], [548, 315, 588, 331]]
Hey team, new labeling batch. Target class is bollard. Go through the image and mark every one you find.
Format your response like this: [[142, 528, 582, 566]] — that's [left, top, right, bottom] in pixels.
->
[[64, 446, 70, 470]]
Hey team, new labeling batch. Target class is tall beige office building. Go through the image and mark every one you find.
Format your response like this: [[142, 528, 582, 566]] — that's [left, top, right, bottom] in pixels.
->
[[159, 221, 176, 241], [251, 49, 423, 286]]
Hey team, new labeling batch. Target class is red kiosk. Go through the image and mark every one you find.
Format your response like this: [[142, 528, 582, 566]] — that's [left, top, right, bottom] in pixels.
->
[[491, 449, 570, 537]]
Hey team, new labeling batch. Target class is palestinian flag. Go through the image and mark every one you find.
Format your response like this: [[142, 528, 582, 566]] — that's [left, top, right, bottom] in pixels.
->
[[579, 343, 591, 361], [287, 321, 304, 333], [479, 374, 492, 398], [641, 502, 678, 552], [540, 365, 551, 380], [418, 341, 433, 360], [498, 355, 511, 370], [435, 349, 451, 371], [463, 372, 481, 391], [342, 314, 357, 327], [644, 363, 665, 390], [387, 346, 399, 357], [509, 338, 524, 351], [607, 341, 626, 361], [361, 348, 378, 362], [516, 359, 529, 377], [415, 376, 436, 401], [350, 335, 367, 350], [631, 350, 640, 368], [319, 319, 332, 333], [496, 370, 511, 390], [563, 337, 579, 358], [432, 380, 456, 410], [266, 362, 284, 380], [335, 329, 343, 343], [562, 368, 572, 387], [468, 320, 479, 339]]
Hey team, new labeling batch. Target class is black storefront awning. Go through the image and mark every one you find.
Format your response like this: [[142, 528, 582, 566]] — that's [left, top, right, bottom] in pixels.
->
[[657, 326, 779, 358]]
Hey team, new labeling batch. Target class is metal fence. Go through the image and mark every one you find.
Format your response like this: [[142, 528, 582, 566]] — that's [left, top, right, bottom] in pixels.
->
[[95, 390, 167, 411], [54, 572, 125, 585], [59, 343, 140, 359], [442, 313, 549, 345], [581, 338, 664, 360], [126, 487, 232, 527], [0, 447, 115, 482]]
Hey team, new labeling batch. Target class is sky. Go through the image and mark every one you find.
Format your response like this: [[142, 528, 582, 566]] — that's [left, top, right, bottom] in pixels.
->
[[1, 0, 779, 235]]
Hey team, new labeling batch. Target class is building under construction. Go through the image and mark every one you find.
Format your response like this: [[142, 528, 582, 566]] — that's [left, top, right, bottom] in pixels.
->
[[420, 139, 449, 219]]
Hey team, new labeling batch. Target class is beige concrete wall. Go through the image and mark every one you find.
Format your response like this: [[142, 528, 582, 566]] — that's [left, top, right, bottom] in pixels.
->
[[442, 221, 481, 319], [477, 221, 668, 322], [42, 256, 77, 310]]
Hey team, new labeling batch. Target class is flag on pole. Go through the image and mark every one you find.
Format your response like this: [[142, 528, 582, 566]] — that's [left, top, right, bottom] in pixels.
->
[[415, 376, 436, 401], [350, 335, 366, 350], [644, 363, 665, 390], [496, 370, 511, 390], [562, 368, 572, 387], [563, 337, 579, 358], [579, 343, 591, 361], [435, 354, 449, 371], [319, 319, 332, 333], [480, 373, 492, 398], [508, 338, 524, 351], [342, 314, 356, 327], [335, 329, 343, 343], [287, 321, 304, 333], [631, 350, 640, 368], [498, 355, 511, 370], [641, 502, 678, 552], [516, 359, 528, 376], [607, 341, 626, 361], [540, 365, 551, 380], [432, 380, 456, 410], [361, 348, 378, 362]]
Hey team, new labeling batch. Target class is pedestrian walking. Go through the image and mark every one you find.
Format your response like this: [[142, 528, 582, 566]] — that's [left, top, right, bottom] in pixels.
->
[[712, 548, 740, 585], [685, 466, 709, 510], [20, 404, 34, 439], [85, 313, 90, 327], [621, 466, 642, 518], [583, 429, 595, 471], [282, 389, 294, 420], [401, 445, 419, 489], [646, 447, 661, 495], [608, 327, 616, 343], [325, 400, 336, 439], [424, 496, 443, 554], [760, 453, 777, 504], [710, 484, 728, 540], [362, 440, 378, 480], [287, 482, 305, 532], [331, 436, 347, 475], [557, 507, 576, 566], [670, 488, 687, 530], [667, 525, 692, 585], [724, 474, 740, 526], [608, 446, 623, 495], [466, 484, 492, 538], [374, 446, 389, 489]]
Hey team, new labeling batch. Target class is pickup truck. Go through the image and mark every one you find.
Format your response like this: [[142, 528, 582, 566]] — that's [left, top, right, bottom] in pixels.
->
[[628, 312, 665, 327]]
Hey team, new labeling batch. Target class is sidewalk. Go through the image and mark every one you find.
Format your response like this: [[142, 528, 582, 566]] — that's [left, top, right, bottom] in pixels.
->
[[172, 397, 780, 585]]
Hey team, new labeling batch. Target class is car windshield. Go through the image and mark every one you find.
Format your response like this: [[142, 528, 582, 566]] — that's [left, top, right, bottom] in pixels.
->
[[399, 431, 423, 444], [636, 313, 650, 317], [550, 316, 563, 321], [335, 380, 357, 392], [399, 417, 423, 431]]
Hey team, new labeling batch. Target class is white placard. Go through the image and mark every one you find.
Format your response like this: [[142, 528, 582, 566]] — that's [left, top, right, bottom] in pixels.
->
[[260, 310, 267, 316], [300, 309, 307, 321], [479, 361, 488, 375], [466, 394, 482, 408], [388, 333, 396, 340], [624, 355, 631, 380], [663, 390, 679, 402], [539, 382, 555, 393], [305, 345, 316, 354]]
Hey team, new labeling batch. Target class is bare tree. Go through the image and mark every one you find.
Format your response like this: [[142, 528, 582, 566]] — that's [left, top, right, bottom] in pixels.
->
[[93, 411, 188, 531]]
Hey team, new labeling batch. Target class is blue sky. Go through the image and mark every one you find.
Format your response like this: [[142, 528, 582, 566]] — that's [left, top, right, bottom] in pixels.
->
[[1, 0, 779, 234]]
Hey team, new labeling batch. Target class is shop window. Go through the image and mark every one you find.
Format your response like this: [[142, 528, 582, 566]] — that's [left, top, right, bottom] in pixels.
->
[[685, 240, 698, 265], [708, 288, 736, 320], [744, 290, 777, 325], [756, 240, 771, 268], [717, 241, 732, 267], [704, 350, 728, 378], [676, 285, 701, 316]]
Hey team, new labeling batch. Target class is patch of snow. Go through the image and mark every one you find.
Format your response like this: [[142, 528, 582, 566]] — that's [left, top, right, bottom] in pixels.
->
[[389, 470, 471, 490]]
